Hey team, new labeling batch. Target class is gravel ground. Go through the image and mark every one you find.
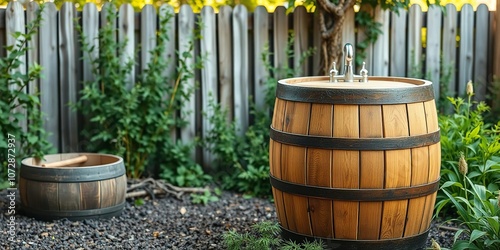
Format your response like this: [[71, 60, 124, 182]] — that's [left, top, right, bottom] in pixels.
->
[[1, 187, 459, 250]]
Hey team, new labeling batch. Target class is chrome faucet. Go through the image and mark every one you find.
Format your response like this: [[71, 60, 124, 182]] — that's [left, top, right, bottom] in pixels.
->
[[329, 43, 368, 83]]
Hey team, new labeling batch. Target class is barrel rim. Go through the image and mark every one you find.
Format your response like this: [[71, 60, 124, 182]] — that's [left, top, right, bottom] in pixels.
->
[[278, 76, 433, 87], [276, 76, 435, 104], [20, 153, 126, 182]]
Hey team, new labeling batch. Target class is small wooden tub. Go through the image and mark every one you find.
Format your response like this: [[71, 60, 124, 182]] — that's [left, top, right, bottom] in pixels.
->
[[269, 76, 441, 249], [20, 153, 127, 221]]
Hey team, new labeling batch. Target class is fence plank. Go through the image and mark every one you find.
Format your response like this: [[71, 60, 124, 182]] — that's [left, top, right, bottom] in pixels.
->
[[27, 3, 40, 97], [312, 12, 321, 75], [158, 5, 177, 141], [293, 6, 309, 76], [342, 6, 355, 72], [82, 3, 99, 84], [39, 3, 60, 151], [442, 4, 457, 96], [407, 5, 423, 77], [273, 6, 288, 80], [59, 2, 79, 152], [141, 5, 156, 73], [200, 6, 218, 167], [233, 5, 250, 136], [426, 5, 442, 98], [253, 6, 269, 110], [218, 6, 234, 121], [6, 1, 26, 135], [119, 4, 135, 89], [458, 4, 474, 96], [357, 4, 374, 75], [372, 6, 389, 76], [390, 9, 407, 77], [473, 4, 489, 101], [178, 5, 197, 162]]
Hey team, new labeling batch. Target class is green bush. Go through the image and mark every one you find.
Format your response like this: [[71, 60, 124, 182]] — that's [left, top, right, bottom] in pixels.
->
[[0, 5, 53, 189], [435, 81, 500, 249], [77, 5, 210, 185]]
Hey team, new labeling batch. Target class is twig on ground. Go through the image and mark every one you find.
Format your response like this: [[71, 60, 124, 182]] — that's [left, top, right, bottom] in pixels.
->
[[126, 178, 209, 199]]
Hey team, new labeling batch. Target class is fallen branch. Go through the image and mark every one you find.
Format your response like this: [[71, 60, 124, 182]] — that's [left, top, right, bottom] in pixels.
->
[[437, 225, 462, 232], [126, 178, 209, 199]]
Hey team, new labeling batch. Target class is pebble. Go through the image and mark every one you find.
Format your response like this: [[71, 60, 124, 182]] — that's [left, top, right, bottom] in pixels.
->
[[0, 189, 457, 249]]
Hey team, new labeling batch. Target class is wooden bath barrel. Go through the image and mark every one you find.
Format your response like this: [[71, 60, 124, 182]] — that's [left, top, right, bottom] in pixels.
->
[[269, 76, 440, 249], [20, 153, 127, 221]]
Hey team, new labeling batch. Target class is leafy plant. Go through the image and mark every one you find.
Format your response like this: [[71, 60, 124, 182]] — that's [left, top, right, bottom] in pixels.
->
[[190, 188, 221, 205], [223, 221, 325, 250], [204, 34, 314, 197], [76, 5, 209, 184], [0, 4, 53, 188]]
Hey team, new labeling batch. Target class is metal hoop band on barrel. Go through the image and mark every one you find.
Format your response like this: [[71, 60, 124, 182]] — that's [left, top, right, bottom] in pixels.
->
[[269, 175, 440, 201], [270, 127, 440, 150], [280, 225, 430, 250], [276, 77, 435, 104]]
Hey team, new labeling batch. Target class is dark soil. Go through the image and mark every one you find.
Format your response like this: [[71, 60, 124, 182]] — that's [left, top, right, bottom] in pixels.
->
[[1, 188, 459, 250]]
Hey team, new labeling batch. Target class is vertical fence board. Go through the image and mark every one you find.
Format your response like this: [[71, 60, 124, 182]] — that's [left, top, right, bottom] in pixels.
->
[[293, 6, 309, 76], [0, 9, 5, 59], [407, 5, 423, 77], [159, 5, 177, 141], [141, 5, 156, 73], [119, 4, 135, 89], [27, 3, 40, 97], [474, 4, 489, 101], [200, 6, 218, 167], [59, 2, 79, 152], [6, 1, 26, 135], [442, 4, 457, 96], [426, 5, 442, 98], [233, 5, 250, 136], [253, 6, 269, 111], [39, 3, 60, 151], [458, 4, 474, 96], [218, 6, 234, 121], [82, 3, 99, 84], [178, 5, 196, 160], [273, 6, 288, 80], [357, 4, 374, 75], [342, 7, 355, 72], [390, 9, 407, 77], [312, 12, 321, 75], [372, 6, 389, 76]]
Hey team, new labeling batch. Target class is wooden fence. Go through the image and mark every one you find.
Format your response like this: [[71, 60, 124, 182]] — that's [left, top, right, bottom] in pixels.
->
[[1, 1, 498, 167]]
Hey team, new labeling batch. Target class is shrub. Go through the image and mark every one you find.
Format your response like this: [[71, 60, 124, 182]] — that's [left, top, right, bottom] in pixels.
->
[[0, 4, 53, 189]]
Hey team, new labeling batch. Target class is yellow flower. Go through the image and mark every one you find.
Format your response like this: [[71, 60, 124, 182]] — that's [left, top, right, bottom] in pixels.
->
[[466, 80, 474, 96], [459, 152, 468, 175]]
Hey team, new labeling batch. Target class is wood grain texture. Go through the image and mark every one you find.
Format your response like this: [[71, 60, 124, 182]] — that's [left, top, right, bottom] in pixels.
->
[[201, 6, 218, 167], [232, 5, 250, 137], [458, 4, 474, 95], [390, 9, 407, 77], [372, 6, 389, 76], [100, 178, 117, 208], [358, 105, 384, 240], [141, 4, 156, 72], [293, 6, 309, 77], [80, 181, 101, 209], [380, 104, 410, 239], [253, 6, 269, 111], [473, 4, 489, 101], [178, 5, 197, 160], [58, 182, 81, 210], [273, 6, 288, 80], [218, 6, 234, 121], [281, 101, 311, 235], [59, 2, 79, 152], [442, 4, 457, 96], [407, 5, 423, 77], [306, 103, 333, 238], [119, 4, 135, 90], [270, 98, 287, 228], [426, 5, 442, 98], [332, 104, 359, 239], [404, 103, 430, 236]]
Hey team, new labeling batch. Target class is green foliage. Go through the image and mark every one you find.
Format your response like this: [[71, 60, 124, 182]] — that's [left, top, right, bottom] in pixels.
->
[[435, 84, 500, 249], [190, 188, 221, 205], [76, 5, 210, 185], [204, 34, 314, 198], [0, 4, 53, 187], [223, 221, 325, 250]]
